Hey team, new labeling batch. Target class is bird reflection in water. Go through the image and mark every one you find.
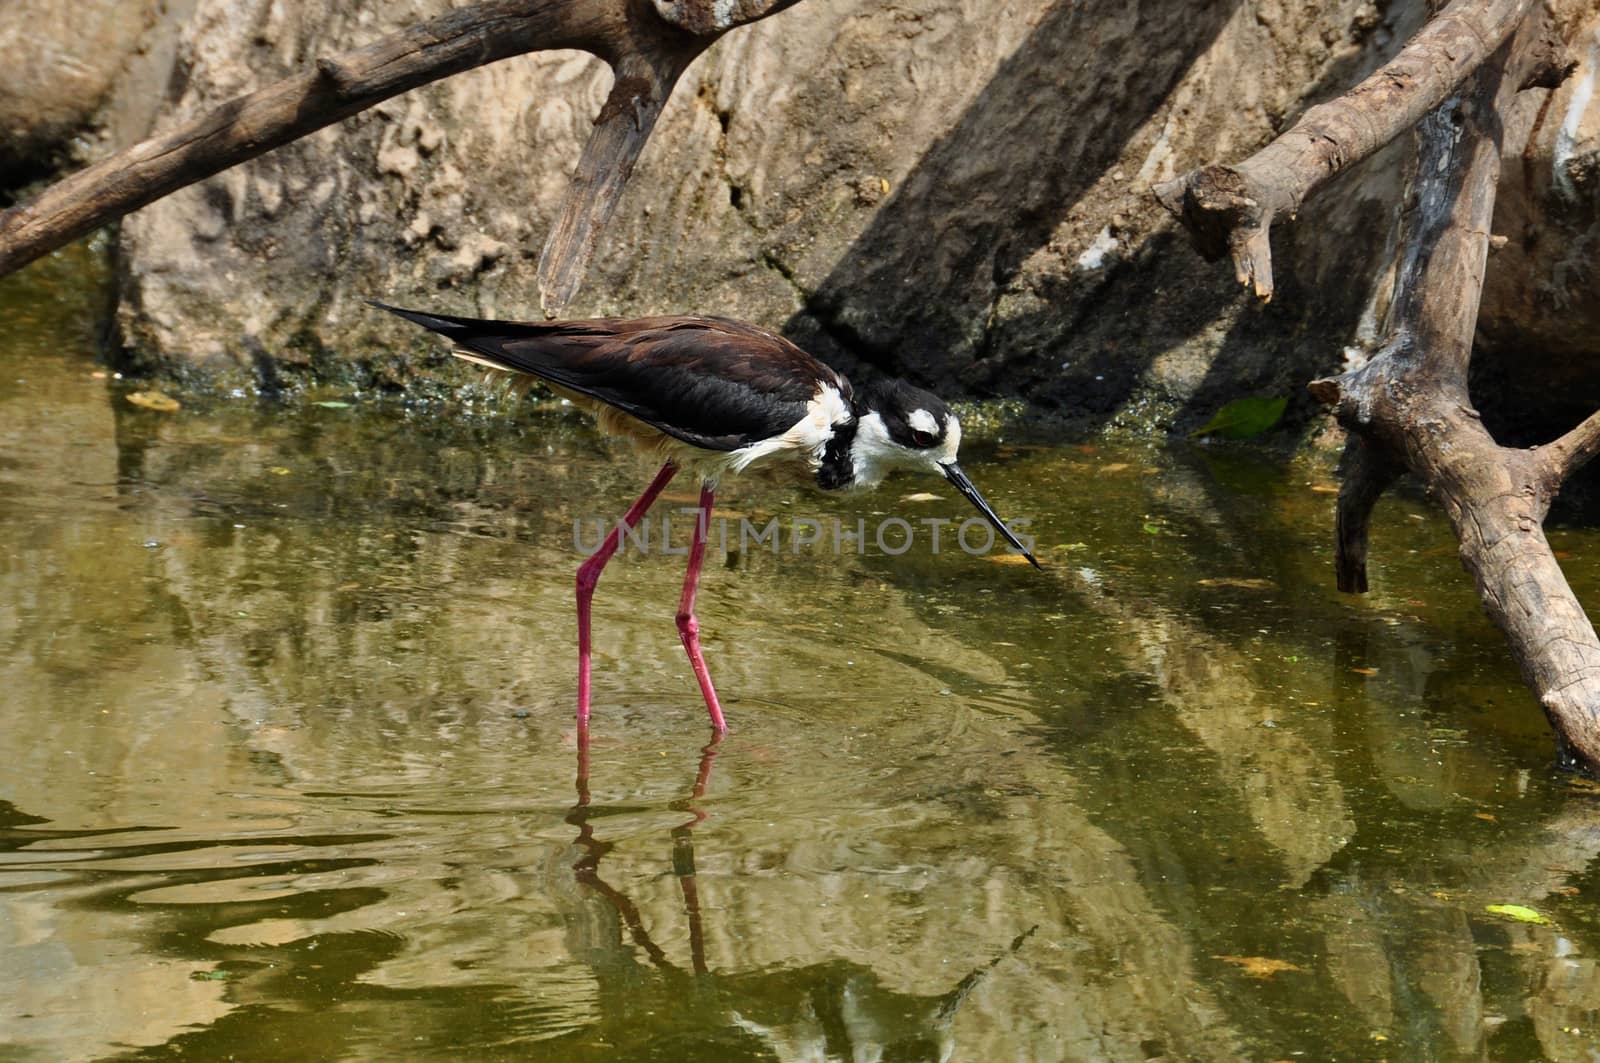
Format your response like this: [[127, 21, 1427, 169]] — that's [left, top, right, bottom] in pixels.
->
[[562, 728, 1036, 1059]]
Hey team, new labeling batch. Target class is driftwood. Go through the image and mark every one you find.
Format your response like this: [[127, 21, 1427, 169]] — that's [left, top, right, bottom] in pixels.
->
[[0, 0, 803, 316], [1152, 0, 1542, 301], [1163, 0, 1598, 766], [1310, 17, 1600, 769]]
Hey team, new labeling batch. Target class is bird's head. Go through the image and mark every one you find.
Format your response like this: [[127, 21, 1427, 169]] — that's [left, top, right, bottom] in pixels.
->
[[848, 379, 962, 485], [837, 379, 1040, 569]]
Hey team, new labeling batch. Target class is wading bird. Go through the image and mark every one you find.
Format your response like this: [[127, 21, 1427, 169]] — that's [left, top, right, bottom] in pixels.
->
[[374, 303, 1039, 734]]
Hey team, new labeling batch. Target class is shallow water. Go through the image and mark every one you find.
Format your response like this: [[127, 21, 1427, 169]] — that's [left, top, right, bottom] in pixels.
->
[[6, 247, 1600, 1061]]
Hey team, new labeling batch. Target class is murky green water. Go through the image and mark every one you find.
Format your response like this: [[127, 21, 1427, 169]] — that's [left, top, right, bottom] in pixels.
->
[[7, 246, 1600, 1061]]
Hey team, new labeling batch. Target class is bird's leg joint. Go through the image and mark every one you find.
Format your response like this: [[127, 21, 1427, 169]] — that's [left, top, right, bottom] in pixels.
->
[[576, 557, 605, 597]]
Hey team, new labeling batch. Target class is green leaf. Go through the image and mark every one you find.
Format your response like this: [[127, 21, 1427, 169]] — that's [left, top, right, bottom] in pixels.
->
[[1485, 903, 1551, 925], [1190, 396, 1289, 440]]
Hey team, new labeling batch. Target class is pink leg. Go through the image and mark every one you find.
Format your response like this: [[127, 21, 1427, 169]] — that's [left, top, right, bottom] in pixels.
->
[[676, 482, 728, 733], [577, 461, 678, 727]]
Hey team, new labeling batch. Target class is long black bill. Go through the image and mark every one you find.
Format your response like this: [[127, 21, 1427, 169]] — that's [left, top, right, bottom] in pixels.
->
[[940, 463, 1041, 570]]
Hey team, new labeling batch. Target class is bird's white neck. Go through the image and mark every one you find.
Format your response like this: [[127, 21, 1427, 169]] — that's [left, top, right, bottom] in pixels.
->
[[847, 412, 900, 489]]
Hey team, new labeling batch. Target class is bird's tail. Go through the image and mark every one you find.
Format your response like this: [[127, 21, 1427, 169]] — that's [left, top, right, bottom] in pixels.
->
[[367, 300, 528, 374], [367, 300, 472, 335]]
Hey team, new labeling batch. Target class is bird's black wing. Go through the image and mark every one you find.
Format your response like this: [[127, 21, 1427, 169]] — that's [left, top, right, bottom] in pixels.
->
[[373, 302, 845, 452]]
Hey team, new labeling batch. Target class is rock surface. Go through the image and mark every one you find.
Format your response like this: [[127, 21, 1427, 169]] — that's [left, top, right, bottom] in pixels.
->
[[18, 0, 1600, 433], [0, 0, 169, 192]]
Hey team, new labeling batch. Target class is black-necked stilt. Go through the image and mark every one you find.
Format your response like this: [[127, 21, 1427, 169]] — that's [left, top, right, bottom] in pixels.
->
[[373, 302, 1039, 734]]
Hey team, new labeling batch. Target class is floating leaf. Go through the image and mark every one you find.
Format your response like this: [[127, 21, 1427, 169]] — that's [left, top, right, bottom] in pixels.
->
[[1214, 955, 1304, 979], [1485, 904, 1551, 925], [986, 553, 1039, 566], [1190, 396, 1288, 440], [313, 400, 351, 409], [127, 390, 181, 413]]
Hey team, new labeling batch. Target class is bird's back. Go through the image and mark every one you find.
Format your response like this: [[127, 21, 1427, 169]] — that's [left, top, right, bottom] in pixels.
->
[[374, 303, 847, 454]]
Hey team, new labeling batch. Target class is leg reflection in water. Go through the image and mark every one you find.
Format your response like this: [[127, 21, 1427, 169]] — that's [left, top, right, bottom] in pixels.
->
[[559, 725, 1037, 1059], [566, 723, 720, 977]]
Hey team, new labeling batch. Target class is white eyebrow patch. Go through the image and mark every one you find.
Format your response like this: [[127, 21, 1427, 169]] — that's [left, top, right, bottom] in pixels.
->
[[908, 408, 939, 435]]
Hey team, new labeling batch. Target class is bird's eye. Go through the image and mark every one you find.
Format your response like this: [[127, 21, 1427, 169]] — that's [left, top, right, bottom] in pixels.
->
[[911, 429, 936, 448]]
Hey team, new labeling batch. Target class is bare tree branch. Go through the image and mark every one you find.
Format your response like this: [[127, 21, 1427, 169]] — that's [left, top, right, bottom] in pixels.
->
[[534, 0, 806, 314], [1539, 411, 1600, 486], [0, 0, 805, 313], [0, 2, 573, 279], [538, 49, 695, 316], [1153, 0, 1537, 301]]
